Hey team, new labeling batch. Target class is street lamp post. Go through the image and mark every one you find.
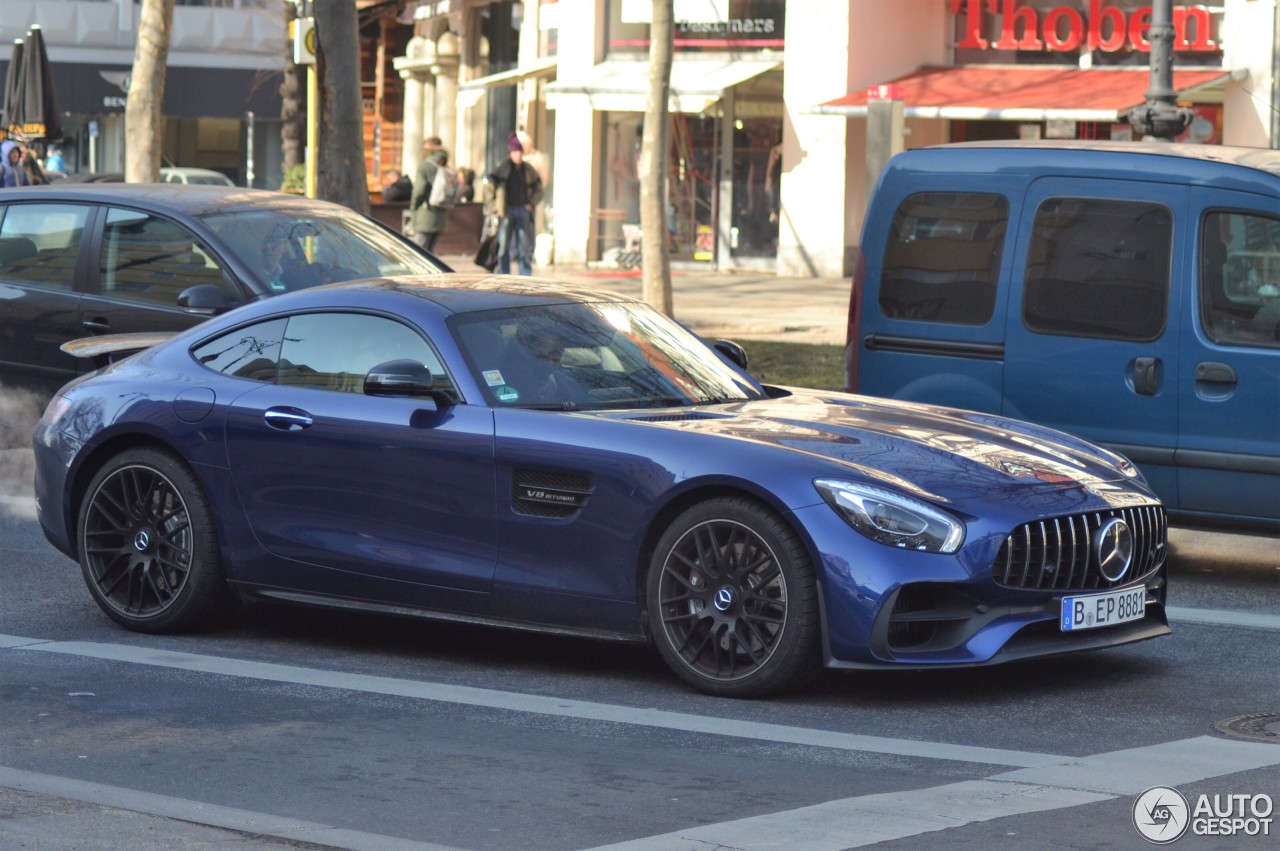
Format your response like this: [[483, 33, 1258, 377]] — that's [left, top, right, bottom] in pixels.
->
[[1127, 0, 1193, 142]]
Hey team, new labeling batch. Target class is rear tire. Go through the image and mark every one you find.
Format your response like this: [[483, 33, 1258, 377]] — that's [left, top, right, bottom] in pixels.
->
[[78, 448, 229, 633], [647, 497, 821, 697]]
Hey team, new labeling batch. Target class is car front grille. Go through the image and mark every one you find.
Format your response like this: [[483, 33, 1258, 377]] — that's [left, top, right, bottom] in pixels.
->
[[992, 504, 1166, 591]]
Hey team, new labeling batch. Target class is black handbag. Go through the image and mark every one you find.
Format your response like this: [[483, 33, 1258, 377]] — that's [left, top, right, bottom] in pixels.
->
[[474, 225, 500, 272]]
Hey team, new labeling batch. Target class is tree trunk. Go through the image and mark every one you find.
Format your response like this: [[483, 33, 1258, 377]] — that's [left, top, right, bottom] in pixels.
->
[[280, 3, 304, 175], [640, 0, 674, 316], [313, 1, 370, 214], [124, 0, 175, 183]]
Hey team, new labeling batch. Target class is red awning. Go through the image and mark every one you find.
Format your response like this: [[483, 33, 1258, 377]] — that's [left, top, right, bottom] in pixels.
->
[[813, 65, 1232, 121]]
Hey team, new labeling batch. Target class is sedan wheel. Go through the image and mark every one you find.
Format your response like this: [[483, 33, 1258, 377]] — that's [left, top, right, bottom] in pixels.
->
[[78, 448, 228, 633], [648, 497, 820, 697]]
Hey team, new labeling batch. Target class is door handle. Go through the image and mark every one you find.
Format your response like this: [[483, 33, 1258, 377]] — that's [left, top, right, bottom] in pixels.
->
[[1132, 356, 1161, 397], [1195, 361, 1237, 385], [263, 407, 313, 431], [81, 319, 112, 333]]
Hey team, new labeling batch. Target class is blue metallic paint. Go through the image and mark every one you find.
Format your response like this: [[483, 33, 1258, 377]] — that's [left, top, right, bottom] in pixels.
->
[[34, 276, 1169, 670]]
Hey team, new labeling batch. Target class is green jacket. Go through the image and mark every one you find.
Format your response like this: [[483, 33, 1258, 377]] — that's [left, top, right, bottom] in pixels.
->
[[410, 149, 450, 235]]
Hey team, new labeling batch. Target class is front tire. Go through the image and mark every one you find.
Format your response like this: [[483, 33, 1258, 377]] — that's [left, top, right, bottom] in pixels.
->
[[647, 497, 821, 697], [77, 448, 229, 633]]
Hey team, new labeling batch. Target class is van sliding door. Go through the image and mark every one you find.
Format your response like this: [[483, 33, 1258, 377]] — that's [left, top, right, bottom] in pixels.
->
[[1003, 178, 1188, 506]]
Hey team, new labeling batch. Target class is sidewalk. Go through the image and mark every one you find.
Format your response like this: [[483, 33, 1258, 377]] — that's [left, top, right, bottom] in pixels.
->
[[437, 256, 851, 346]]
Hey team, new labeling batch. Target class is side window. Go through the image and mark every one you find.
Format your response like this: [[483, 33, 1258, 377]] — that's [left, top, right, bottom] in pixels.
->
[[277, 312, 454, 396], [1201, 211, 1280, 348], [1023, 198, 1172, 341], [100, 208, 233, 307], [879, 192, 1008, 326], [0, 203, 89, 291], [191, 318, 288, 382]]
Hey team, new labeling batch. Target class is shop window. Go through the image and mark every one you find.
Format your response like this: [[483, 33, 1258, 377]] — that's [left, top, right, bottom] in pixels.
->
[[879, 192, 1008, 326], [1022, 198, 1171, 341]]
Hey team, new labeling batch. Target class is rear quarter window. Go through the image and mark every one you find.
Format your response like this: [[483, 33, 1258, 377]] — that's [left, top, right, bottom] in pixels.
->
[[879, 192, 1008, 326], [1022, 198, 1172, 342]]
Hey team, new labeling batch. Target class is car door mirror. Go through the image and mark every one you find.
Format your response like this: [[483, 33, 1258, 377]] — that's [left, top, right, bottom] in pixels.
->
[[713, 339, 750, 371], [178, 283, 240, 314], [364, 359, 452, 406]]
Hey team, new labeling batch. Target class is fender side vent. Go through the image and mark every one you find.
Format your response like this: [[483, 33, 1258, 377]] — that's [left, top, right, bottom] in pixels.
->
[[513, 469, 593, 518]]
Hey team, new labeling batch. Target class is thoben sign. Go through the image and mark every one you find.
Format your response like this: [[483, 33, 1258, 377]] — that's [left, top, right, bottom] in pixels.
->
[[951, 0, 1218, 53]]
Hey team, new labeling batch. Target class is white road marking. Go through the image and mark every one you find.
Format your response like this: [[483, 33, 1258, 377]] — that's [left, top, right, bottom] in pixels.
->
[[1167, 605, 1280, 631], [0, 634, 1064, 768], [0, 766, 460, 851], [590, 737, 1280, 850], [5, 632, 1280, 850]]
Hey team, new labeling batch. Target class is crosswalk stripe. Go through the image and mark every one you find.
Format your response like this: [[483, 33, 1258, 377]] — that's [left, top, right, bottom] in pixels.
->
[[589, 736, 1280, 850]]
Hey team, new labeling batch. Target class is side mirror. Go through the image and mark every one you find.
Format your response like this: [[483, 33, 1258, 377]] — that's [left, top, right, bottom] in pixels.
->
[[713, 339, 749, 371], [178, 283, 240, 314], [365, 359, 452, 405]]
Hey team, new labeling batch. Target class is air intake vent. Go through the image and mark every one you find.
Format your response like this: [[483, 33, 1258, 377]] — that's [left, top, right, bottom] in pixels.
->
[[512, 469, 593, 518]]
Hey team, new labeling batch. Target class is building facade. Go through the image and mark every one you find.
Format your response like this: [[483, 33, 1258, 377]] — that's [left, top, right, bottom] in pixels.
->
[[393, 0, 1278, 277], [0, 0, 284, 186]]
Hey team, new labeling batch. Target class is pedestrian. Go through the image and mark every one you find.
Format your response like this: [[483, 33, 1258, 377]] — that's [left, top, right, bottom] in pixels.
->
[[20, 147, 48, 185], [1, 141, 30, 187], [381, 168, 411, 202], [486, 131, 543, 276], [410, 137, 451, 254], [44, 144, 66, 174]]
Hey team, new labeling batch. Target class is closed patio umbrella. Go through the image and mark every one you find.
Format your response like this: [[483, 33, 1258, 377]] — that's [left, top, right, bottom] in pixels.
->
[[10, 25, 61, 143], [0, 38, 24, 141]]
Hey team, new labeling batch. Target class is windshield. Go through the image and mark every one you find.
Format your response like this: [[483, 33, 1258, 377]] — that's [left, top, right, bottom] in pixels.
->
[[199, 208, 442, 293], [450, 302, 764, 410]]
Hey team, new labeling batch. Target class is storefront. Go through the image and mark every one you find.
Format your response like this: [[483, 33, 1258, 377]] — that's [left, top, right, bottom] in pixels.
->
[[547, 0, 785, 269], [816, 1, 1235, 145], [793, 0, 1276, 279]]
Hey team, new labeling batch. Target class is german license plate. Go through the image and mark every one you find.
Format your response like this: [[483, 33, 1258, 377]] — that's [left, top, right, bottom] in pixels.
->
[[1060, 587, 1146, 632]]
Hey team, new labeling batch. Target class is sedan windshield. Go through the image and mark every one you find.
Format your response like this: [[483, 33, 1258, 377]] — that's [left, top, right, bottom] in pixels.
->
[[199, 208, 441, 293], [451, 302, 764, 410]]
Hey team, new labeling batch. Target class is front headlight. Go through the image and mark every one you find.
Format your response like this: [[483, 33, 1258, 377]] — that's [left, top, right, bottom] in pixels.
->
[[814, 479, 965, 554]]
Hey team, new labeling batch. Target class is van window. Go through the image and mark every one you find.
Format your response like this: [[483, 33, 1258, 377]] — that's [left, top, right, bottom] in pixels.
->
[[879, 192, 1007, 325], [1201, 211, 1280, 348], [1023, 198, 1171, 341]]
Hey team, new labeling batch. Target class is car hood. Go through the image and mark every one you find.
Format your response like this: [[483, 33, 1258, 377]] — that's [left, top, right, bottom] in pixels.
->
[[611, 390, 1145, 505]]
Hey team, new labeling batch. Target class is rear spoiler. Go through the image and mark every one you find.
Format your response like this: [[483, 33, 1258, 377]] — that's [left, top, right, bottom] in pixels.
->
[[61, 332, 176, 368]]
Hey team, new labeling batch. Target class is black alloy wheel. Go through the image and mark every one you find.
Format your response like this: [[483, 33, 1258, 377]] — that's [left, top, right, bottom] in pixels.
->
[[78, 448, 229, 633], [647, 497, 820, 697]]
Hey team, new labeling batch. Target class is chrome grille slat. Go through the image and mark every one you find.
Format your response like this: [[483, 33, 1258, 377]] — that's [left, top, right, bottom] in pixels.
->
[[993, 504, 1167, 591]]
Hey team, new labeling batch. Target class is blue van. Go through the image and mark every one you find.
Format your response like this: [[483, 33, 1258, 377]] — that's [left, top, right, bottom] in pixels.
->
[[848, 141, 1280, 533]]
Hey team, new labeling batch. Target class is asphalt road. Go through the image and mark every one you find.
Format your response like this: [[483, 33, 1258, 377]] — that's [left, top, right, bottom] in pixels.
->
[[2, 456, 1278, 850]]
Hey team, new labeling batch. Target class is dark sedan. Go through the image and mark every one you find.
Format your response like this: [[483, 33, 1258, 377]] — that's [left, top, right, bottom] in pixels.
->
[[33, 276, 1170, 697], [0, 184, 447, 394]]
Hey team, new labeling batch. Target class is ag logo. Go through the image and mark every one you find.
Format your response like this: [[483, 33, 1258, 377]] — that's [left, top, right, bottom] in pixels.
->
[[1134, 786, 1190, 844]]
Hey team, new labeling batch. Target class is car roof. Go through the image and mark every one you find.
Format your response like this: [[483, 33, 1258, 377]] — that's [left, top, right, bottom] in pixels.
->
[[288, 274, 636, 315], [0, 183, 352, 217], [907, 140, 1280, 185]]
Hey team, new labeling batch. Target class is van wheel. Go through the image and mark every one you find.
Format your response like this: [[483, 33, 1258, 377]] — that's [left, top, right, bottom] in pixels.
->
[[647, 497, 821, 698]]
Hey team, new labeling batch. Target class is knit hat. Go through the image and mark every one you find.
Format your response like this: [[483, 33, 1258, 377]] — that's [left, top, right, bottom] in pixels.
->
[[507, 131, 523, 153]]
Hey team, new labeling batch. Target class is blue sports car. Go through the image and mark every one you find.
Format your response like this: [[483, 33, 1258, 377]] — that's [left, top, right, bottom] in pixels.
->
[[33, 275, 1170, 697]]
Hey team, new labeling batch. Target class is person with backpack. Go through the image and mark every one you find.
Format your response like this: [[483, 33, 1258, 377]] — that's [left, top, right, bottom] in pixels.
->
[[486, 131, 543, 276], [410, 137, 456, 254]]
